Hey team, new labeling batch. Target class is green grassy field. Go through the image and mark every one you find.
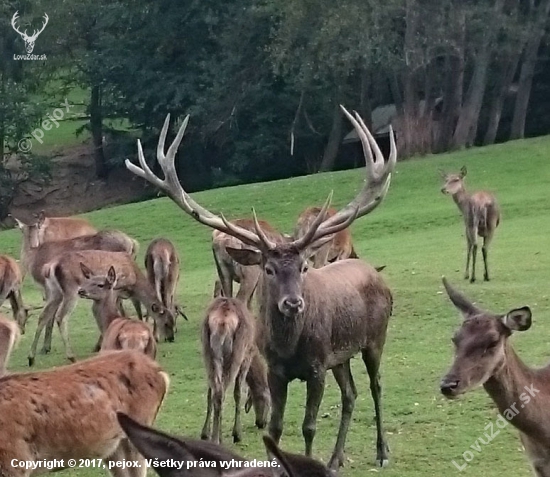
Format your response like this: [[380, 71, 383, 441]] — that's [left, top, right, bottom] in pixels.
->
[[1, 136, 550, 476]]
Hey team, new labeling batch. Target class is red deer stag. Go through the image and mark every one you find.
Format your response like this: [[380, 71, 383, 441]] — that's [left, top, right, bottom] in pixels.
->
[[200, 296, 256, 444], [28, 250, 175, 366], [440, 166, 500, 282], [145, 238, 187, 326], [294, 206, 357, 268], [440, 278, 550, 476], [0, 255, 27, 332], [212, 219, 284, 310], [0, 314, 20, 376], [118, 413, 336, 477], [125, 106, 396, 469], [79, 264, 156, 357], [14, 211, 97, 275], [0, 349, 169, 477]]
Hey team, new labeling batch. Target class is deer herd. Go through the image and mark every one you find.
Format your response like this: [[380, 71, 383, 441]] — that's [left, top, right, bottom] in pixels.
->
[[0, 105, 544, 477]]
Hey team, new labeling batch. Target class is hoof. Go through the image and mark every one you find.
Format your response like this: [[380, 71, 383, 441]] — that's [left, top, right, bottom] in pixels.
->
[[469, 277, 476, 283], [378, 458, 390, 468], [484, 276, 490, 282], [255, 420, 266, 430], [39, 348, 51, 355], [200, 433, 209, 441], [28, 357, 35, 367], [328, 453, 345, 470], [68, 356, 76, 363], [232, 434, 241, 444]]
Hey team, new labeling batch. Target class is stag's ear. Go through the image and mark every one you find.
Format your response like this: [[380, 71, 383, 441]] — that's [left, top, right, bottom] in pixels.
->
[[106, 266, 117, 288], [80, 262, 93, 279], [263, 435, 295, 477], [442, 277, 481, 318], [117, 413, 201, 477], [460, 165, 467, 178], [502, 306, 532, 332], [226, 247, 262, 266]]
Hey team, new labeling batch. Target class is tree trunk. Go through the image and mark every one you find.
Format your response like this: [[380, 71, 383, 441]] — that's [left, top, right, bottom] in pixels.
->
[[90, 84, 108, 179], [510, 0, 550, 139], [318, 99, 343, 172], [483, 55, 519, 145]]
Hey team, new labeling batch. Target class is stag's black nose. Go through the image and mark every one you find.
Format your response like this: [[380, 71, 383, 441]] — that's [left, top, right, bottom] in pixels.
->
[[440, 379, 460, 396], [283, 297, 304, 311], [78, 290, 87, 298]]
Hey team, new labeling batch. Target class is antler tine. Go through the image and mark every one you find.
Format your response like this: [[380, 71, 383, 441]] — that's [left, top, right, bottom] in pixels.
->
[[126, 114, 264, 250], [291, 108, 396, 250], [291, 191, 333, 250], [252, 209, 277, 250]]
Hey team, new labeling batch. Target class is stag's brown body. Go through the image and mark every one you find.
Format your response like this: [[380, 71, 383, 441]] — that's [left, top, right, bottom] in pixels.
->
[[441, 166, 500, 282], [0, 314, 20, 376], [0, 350, 169, 477], [0, 255, 26, 331], [201, 297, 256, 444], [212, 219, 284, 309], [440, 278, 550, 477], [294, 207, 357, 267], [28, 250, 174, 366], [125, 106, 396, 469], [145, 238, 181, 319]]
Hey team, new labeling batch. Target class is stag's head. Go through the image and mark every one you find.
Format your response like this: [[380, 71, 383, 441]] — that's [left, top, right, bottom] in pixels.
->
[[440, 278, 532, 398], [78, 263, 118, 301], [11, 12, 49, 54], [125, 107, 396, 319], [440, 165, 467, 195]]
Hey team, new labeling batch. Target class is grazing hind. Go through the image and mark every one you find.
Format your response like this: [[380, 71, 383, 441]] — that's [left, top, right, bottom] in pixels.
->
[[201, 297, 256, 444], [441, 166, 500, 282]]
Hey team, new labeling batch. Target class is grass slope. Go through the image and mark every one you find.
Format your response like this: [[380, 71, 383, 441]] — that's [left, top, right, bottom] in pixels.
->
[[1, 136, 550, 476]]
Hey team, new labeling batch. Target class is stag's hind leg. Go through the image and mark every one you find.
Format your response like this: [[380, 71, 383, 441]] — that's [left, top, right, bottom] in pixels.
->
[[482, 233, 494, 282], [328, 360, 358, 470], [201, 387, 213, 440], [362, 347, 389, 467], [232, 363, 250, 443], [28, 291, 63, 366], [53, 292, 79, 363]]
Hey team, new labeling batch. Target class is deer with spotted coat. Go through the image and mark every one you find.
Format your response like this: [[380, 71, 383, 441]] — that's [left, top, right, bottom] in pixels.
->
[[125, 106, 395, 469]]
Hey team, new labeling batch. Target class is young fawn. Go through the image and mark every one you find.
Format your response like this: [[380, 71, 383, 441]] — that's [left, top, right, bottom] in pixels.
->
[[441, 166, 500, 282]]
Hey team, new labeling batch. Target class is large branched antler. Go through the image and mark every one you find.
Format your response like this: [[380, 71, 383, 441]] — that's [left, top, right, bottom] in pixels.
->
[[125, 106, 396, 253], [291, 105, 396, 250], [125, 115, 272, 250]]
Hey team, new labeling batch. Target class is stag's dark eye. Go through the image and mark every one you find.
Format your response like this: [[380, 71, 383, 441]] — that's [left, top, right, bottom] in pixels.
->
[[265, 266, 275, 276], [301, 264, 309, 274], [98, 284, 104, 289]]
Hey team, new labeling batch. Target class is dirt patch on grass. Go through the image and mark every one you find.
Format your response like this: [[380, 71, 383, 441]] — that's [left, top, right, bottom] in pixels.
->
[[8, 143, 153, 222]]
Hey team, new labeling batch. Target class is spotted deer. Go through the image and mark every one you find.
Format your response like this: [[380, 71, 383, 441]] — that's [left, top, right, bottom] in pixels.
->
[[78, 264, 156, 357], [118, 413, 336, 477], [212, 219, 284, 310], [28, 250, 175, 366], [439, 277, 550, 476], [0, 255, 27, 332], [294, 206, 357, 268], [126, 106, 395, 469], [440, 166, 500, 282], [0, 314, 20, 376], [145, 238, 187, 326], [0, 350, 169, 477]]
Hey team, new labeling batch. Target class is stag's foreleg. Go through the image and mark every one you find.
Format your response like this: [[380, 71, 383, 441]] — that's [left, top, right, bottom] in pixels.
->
[[328, 360, 358, 470], [303, 370, 326, 457], [362, 347, 389, 467], [268, 370, 289, 444]]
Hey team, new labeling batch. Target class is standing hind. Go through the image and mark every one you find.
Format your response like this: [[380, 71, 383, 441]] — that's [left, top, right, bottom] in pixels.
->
[[441, 166, 500, 282], [200, 297, 256, 444]]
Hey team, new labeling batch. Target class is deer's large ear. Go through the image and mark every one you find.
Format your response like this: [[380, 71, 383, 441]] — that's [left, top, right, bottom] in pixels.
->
[[226, 247, 261, 266], [117, 413, 202, 477], [502, 306, 532, 332], [80, 262, 93, 279], [106, 266, 117, 288], [460, 165, 467, 178], [442, 277, 482, 318], [263, 435, 295, 477]]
